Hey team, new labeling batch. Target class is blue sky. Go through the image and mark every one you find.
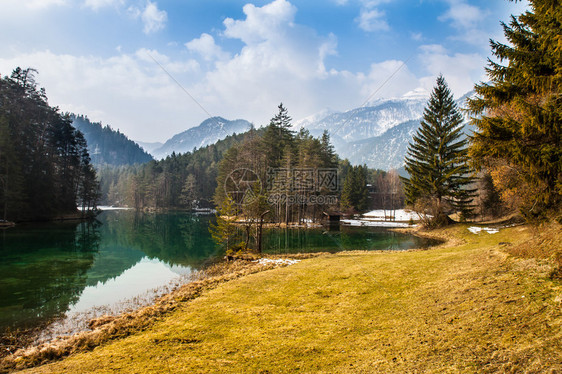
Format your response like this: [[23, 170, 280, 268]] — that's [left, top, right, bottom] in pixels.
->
[[0, 0, 529, 142]]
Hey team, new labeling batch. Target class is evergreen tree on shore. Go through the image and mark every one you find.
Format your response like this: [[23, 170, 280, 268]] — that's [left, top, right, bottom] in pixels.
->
[[467, 0, 561, 220], [0, 68, 99, 221], [403, 75, 474, 227], [340, 165, 369, 213]]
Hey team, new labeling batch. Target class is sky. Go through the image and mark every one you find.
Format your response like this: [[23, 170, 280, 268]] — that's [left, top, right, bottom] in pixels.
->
[[0, 0, 529, 142]]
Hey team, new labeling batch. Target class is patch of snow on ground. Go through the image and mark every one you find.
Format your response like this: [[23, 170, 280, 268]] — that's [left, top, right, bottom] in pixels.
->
[[468, 226, 500, 234], [341, 219, 412, 228], [255, 258, 301, 266], [96, 206, 133, 211], [362, 209, 422, 221]]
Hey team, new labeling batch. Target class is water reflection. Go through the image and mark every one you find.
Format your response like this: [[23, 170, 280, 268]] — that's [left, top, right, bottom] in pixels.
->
[[0, 211, 438, 334], [261, 225, 436, 254], [0, 220, 100, 332]]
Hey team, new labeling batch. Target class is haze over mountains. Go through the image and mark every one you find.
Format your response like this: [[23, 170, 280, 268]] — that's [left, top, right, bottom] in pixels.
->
[[136, 89, 473, 171], [145, 117, 253, 160], [73, 89, 472, 171], [71, 115, 153, 166]]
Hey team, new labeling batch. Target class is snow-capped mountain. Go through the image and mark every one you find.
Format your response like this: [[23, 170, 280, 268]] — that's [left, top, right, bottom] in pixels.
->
[[295, 97, 427, 142], [295, 90, 474, 170], [151, 117, 253, 159]]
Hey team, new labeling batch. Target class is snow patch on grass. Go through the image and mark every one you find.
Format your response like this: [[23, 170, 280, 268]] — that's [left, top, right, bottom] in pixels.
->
[[341, 219, 412, 228], [468, 226, 500, 234], [254, 258, 301, 266]]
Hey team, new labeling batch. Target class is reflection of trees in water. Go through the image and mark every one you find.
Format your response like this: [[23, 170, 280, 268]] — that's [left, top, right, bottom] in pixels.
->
[[101, 211, 216, 267], [0, 220, 101, 332], [261, 226, 439, 254]]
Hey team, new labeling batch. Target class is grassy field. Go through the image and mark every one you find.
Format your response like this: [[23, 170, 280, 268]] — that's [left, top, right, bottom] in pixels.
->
[[11, 223, 562, 373]]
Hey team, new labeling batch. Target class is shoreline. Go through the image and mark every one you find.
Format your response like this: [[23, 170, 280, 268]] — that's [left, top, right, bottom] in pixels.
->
[[0, 228, 439, 372], [6, 222, 558, 373], [0, 219, 487, 371], [0, 252, 329, 373]]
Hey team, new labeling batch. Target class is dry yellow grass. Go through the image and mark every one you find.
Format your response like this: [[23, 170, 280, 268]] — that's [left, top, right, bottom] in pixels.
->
[[6, 223, 562, 373]]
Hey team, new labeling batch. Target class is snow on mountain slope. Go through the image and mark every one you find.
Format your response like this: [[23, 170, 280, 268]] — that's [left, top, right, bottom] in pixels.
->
[[152, 117, 252, 159], [295, 90, 474, 170]]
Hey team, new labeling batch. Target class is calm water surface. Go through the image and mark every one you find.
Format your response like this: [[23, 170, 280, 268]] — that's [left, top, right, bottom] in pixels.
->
[[0, 210, 437, 334]]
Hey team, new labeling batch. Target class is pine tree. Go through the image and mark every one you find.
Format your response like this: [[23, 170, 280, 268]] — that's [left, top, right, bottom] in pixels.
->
[[340, 165, 369, 213], [467, 0, 561, 220], [403, 75, 474, 227], [261, 103, 295, 168]]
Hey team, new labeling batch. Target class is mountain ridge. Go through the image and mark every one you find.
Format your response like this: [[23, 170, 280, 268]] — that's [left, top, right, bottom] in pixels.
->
[[151, 117, 253, 159]]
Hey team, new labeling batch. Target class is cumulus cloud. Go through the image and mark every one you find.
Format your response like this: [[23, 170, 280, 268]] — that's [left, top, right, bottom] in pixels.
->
[[353, 0, 392, 32], [356, 8, 389, 32], [142, 1, 167, 34], [129, 1, 167, 34], [185, 34, 230, 62], [0, 50, 201, 141], [418, 44, 485, 97], [1, 0, 486, 143], [186, 0, 360, 124], [223, 0, 297, 45], [439, 1, 490, 46]]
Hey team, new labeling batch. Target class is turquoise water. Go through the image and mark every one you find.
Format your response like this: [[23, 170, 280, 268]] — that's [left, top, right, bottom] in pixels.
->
[[0, 210, 436, 333]]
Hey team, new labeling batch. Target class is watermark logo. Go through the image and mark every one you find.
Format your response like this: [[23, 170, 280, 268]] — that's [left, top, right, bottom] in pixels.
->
[[267, 168, 338, 193], [224, 167, 339, 207], [267, 167, 339, 205], [224, 168, 262, 206]]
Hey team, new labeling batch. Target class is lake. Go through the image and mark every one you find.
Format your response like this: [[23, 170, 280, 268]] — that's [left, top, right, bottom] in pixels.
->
[[0, 210, 437, 337]]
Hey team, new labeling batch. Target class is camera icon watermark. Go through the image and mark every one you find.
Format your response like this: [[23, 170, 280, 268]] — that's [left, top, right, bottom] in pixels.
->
[[224, 167, 339, 207], [224, 168, 262, 206]]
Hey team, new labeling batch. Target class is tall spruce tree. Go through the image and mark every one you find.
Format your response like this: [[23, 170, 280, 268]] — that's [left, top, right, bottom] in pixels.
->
[[467, 0, 561, 220], [340, 165, 369, 213], [403, 75, 474, 226], [261, 103, 295, 168]]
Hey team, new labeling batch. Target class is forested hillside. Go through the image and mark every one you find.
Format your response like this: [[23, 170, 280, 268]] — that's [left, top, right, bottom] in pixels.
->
[[71, 115, 153, 166], [97, 129, 265, 208], [0, 68, 99, 221]]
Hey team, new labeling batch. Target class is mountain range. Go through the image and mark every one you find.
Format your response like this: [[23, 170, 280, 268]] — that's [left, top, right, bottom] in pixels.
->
[[293, 89, 474, 170], [135, 89, 474, 171], [145, 117, 253, 159]]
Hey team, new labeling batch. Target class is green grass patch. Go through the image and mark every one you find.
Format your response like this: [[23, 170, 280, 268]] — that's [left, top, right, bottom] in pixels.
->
[[11, 224, 562, 373]]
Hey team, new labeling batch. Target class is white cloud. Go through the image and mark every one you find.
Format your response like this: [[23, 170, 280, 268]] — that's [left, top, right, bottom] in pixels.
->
[[354, 0, 393, 32], [356, 8, 389, 32], [129, 1, 167, 34], [83, 0, 123, 11], [2, 0, 67, 11], [0, 50, 201, 141], [223, 0, 297, 45], [142, 1, 167, 34], [438, 1, 490, 46], [359, 60, 419, 102], [185, 34, 230, 62], [0, 0, 487, 144], [25, 0, 67, 9], [439, 2, 483, 30], [189, 0, 362, 124], [418, 44, 485, 97]]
